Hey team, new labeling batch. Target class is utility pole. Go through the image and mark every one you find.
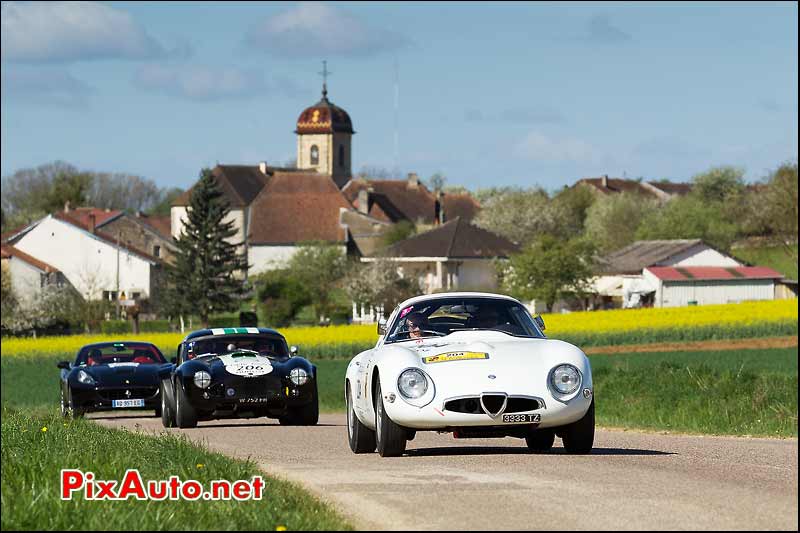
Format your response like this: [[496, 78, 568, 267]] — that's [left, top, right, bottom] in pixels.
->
[[116, 233, 121, 320]]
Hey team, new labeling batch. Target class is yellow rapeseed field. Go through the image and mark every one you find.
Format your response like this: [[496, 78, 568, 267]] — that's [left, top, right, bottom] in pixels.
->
[[1, 299, 796, 357]]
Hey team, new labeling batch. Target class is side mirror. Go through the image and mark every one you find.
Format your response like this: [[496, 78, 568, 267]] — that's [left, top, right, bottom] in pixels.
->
[[377, 318, 387, 336], [533, 315, 546, 331], [57, 361, 70, 370], [290, 346, 298, 356]]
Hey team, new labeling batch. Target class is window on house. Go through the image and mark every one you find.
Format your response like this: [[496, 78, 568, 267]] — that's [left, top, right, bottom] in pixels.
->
[[338, 145, 345, 168], [153, 245, 161, 257], [102, 291, 118, 301], [310, 145, 319, 165]]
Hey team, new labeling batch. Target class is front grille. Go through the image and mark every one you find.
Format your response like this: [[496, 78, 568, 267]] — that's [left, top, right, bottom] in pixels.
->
[[505, 397, 541, 413], [445, 396, 542, 414], [480, 394, 506, 416], [97, 387, 158, 401], [444, 397, 483, 414]]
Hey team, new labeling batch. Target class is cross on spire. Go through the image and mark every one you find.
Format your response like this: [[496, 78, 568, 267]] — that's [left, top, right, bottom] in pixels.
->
[[318, 60, 331, 100]]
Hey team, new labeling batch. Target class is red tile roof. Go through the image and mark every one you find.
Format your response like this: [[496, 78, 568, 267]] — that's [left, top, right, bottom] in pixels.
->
[[382, 217, 519, 259], [441, 193, 481, 221], [172, 165, 269, 207], [63, 207, 123, 227], [248, 172, 351, 245], [343, 179, 439, 224], [0, 244, 60, 273], [135, 214, 172, 240], [646, 266, 784, 281]]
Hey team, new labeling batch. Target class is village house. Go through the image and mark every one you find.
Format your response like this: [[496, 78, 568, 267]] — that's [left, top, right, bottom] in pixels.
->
[[3, 207, 164, 307], [591, 239, 785, 308]]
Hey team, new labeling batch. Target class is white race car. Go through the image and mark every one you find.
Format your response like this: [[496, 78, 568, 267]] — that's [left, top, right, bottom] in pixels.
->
[[345, 292, 594, 457]]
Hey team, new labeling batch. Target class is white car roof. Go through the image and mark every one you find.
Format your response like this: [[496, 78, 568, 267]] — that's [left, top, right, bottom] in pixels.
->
[[395, 292, 522, 311]]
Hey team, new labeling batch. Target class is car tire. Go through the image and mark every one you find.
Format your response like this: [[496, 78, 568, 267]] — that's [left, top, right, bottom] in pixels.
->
[[347, 384, 376, 453], [62, 388, 84, 419], [525, 428, 555, 453], [374, 380, 407, 457], [160, 380, 175, 428], [175, 380, 198, 429], [561, 400, 595, 454], [279, 381, 320, 426]]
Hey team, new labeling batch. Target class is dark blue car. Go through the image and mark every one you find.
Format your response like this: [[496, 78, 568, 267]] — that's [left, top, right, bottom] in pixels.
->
[[58, 341, 168, 418], [158, 328, 319, 429]]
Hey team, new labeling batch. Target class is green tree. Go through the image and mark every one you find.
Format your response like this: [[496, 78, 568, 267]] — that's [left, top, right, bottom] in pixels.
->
[[501, 236, 596, 312], [691, 166, 746, 204], [474, 187, 554, 245], [167, 168, 249, 327], [381, 220, 416, 247], [550, 185, 597, 240], [584, 192, 658, 253], [253, 269, 312, 327], [750, 161, 798, 260], [342, 258, 421, 312], [635, 195, 739, 251], [286, 242, 347, 322]]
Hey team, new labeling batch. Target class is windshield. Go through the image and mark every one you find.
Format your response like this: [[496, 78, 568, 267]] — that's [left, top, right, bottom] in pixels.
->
[[185, 335, 289, 360], [385, 297, 543, 343], [76, 343, 166, 366]]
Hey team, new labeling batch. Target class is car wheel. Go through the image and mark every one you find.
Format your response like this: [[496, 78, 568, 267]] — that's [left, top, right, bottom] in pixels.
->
[[279, 381, 320, 426], [374, 380, 407, 457], [175, 381, 198, 429], [525, 428, 555, 453], [561, 400, 595, 454], [160, 380, 175, 428], [64, 388, 84, 419], [347, 384, 376, 453]]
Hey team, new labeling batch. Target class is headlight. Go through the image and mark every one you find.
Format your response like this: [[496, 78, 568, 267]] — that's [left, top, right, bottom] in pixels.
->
[[289, 368, 309, 386], [77, 370, 95, 385], [550, 364, 581, 395], [193, 371, 211, 389], [397, 368, 428, 399]]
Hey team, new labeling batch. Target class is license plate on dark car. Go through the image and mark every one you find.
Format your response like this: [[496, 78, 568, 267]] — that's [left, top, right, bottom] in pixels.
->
[[112, 399, 145, 408], [237, 397, 269, 404], [502, 413, 540, 423]]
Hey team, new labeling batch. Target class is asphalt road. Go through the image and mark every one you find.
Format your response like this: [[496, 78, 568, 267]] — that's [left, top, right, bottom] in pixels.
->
[[94, 413, 798, 531]]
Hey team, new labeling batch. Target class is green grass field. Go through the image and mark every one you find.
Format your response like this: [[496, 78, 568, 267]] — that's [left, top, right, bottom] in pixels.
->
[[733, 243, 798, 280], [6, 347, 796, 437], [1, 408, 352, 531]]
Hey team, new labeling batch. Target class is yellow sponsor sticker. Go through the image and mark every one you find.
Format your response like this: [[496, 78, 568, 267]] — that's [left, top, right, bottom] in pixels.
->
[[422, 351, 489, 364]]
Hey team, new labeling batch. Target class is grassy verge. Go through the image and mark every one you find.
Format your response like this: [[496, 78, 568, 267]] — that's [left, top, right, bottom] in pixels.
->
[[4, 347, 797, 437], [1, 408, 352, 531]]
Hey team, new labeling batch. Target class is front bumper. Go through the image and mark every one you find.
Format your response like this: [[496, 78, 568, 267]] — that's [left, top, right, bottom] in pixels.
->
[[70, 385, 159, 412], [182, 376, 316, 418], [384, 388, 592, 430]]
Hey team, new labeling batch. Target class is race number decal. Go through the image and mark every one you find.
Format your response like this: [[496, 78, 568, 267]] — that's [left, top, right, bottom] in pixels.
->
[[219, 354, 273, 378], [422, 351, 489, 364]]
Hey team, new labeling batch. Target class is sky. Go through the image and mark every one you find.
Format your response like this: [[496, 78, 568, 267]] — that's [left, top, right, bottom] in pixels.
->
[[1, 1, 797, 193]]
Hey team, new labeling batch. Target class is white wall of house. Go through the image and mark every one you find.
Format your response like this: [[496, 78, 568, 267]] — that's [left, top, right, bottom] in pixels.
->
[[659, 245, 741, 267], [12, 216, 154, 299], [642, 269, 775, 307], [171, 206, 188, 238], [248, 244, 347, 275], [457, 259, 500, 290], [7, 258, 45, 305]]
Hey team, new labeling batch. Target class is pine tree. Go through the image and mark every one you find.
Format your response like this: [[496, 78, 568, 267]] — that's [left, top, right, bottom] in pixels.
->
[[167, 168, 249, 327]]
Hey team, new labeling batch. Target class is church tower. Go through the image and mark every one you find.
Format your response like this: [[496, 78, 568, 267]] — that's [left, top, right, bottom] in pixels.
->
[[295, 62, 354, 189]]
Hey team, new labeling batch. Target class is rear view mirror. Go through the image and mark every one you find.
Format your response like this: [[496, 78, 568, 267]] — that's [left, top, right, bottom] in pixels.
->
[[57, 361, 70, 370], [377, 318, 387, 336], [533, 315, 546, 331]]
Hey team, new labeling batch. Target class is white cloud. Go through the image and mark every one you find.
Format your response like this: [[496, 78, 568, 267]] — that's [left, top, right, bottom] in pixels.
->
[[132, 64, 297, 101], [512, 132, 596, 162], [245, 2, 407, 58], [1, 1, 165, 63], [1, 65, 93, 108]]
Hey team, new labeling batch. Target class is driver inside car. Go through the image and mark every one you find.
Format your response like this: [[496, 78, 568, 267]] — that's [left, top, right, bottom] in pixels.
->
[[405, 312, 430, 339]]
